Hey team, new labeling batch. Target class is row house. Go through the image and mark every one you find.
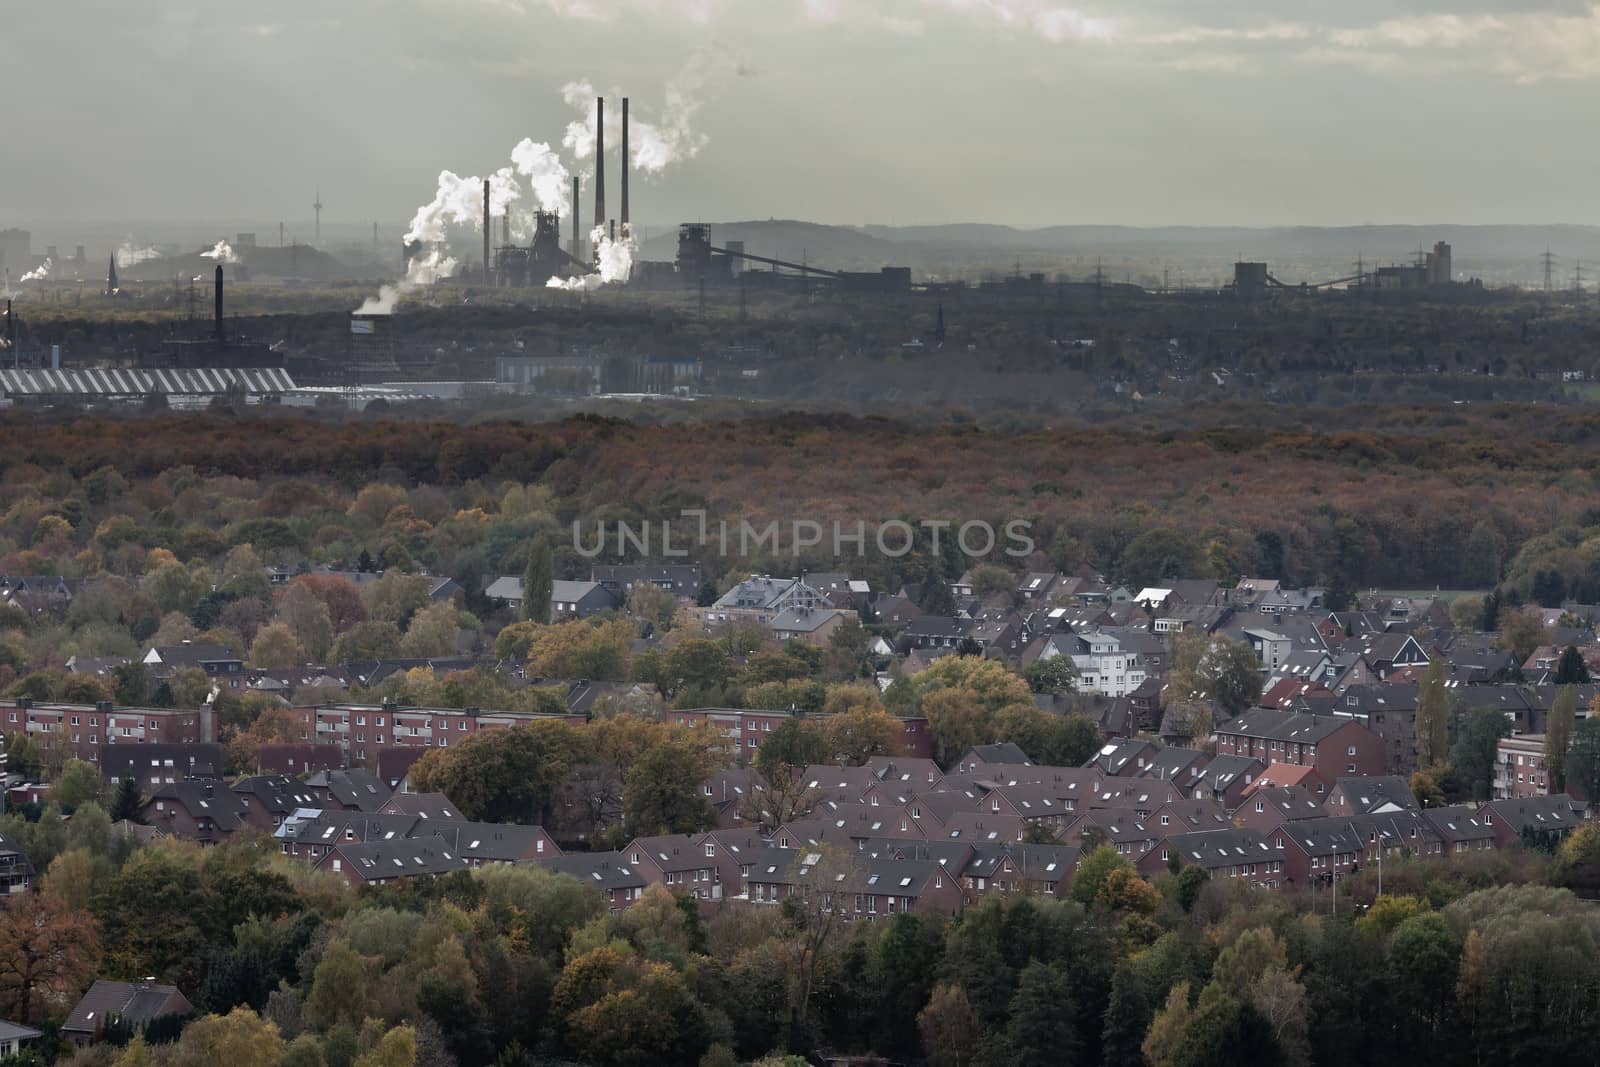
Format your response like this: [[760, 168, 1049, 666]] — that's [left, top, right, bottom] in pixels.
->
[[1324, 776, 1420, 816], [1262, 819, 1365, 889], [1233, 786, 1328, 831], [1422, 805, 1499, 855], [961, 842, 1079, 901], [4, 700, 213, 765], [409, 821, 558, 866], [1063, 810, 1158, 860], [1214, 709, 1385, 779], [143, 782, 248, 844], [1149, 799, 1234, 835], [276, 811, 423, 861], [232, 775, 323, 832], [955, 742, 1032, 773], [623, 833, 730, 902], [781, 852, 964, 921], [313, 839, 470, 888], [1091, 739, 1159, 777], [1477, 795, 1588, 848], [285, 812, 556, 871], [303, 768, 391, 813], [1137, 827, 1285, 890], [537, 851, 648, 912]]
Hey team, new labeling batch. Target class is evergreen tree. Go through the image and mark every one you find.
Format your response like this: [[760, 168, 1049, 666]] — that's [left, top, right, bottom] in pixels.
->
[[1547, 685, 1577, 793], [1480, 590, 1501, 633], [110, 777, 144, 824], [1555, 646, 1590, 685], [917, 560, 956, 616], [522, 537, 554, 625], [1006, 961, 1079, 1067], [1101, 964, 1151, 1067], [1415, 660, 1449, 769]]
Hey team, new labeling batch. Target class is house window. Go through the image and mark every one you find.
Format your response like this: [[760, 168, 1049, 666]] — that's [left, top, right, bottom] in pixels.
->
[[704, 843, 716, 858], [1347, 745, 1356, 756], [332, 859, 342, 872]]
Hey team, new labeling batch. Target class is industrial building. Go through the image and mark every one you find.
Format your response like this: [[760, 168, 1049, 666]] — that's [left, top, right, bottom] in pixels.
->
[[467, 94, 913, 294], [1233, 241, 1456, 296]]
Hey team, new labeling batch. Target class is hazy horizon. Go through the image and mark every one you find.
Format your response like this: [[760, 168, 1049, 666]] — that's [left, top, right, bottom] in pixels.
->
[[6, 1, 1600, 236]]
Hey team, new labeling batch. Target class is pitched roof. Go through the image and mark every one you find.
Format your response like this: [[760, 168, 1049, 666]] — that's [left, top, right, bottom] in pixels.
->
[[1479, 794, 1588, 831], [1331, 776, 1420, 813], [1421, 804, 1497, 843], [964, 742, 1032, 766], [324, 839, 471, 879], [537, 851, 648, 892], [1216, 708, 1352, 744], [1155, 827, 1273, 869], [63, 980, 190, 1035]]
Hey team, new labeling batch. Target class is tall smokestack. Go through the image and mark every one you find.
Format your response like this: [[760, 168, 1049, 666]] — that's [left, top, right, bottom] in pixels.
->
[[483, 178, 492, 286], [571, 175, 581, 261], [593, 97, 606, 240], [621, 97, 630, 238], [213, 265, 224, 343]]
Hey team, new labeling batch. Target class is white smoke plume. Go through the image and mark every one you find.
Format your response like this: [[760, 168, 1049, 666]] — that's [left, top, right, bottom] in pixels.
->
[[510, 139, 571, 213], [200, 240, 239, 264], [563, 67, 711, 174], [19, 259, 52, 283], [358, 138, 571, 314], [547, 225, 635, 291], [116, 241, 162, 266], [356, 249, 459, 316]]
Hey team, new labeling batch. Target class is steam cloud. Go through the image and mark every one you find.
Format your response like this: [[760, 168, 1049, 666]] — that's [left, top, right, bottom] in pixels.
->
[[19, 259, 52, 283], [561, 47, 732, 173], [200, 240, 239, 264], [357, 62, 718, 313], [116, 241, 162, 266], [548, 226, 636, 291]]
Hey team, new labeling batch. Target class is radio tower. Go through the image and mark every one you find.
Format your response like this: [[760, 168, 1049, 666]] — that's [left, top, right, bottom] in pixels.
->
[[314, 188, 324, 246]]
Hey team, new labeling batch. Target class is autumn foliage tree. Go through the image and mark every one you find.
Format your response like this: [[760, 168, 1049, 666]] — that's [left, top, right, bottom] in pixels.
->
[[0, 893, 101, 1022]]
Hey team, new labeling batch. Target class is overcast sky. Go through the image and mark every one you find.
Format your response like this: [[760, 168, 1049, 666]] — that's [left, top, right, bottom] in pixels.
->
[[5, 0, 1600, 230]]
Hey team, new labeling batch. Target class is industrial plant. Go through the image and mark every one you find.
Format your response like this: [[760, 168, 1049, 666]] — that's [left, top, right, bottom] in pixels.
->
[[1, 89, 1596, 414]]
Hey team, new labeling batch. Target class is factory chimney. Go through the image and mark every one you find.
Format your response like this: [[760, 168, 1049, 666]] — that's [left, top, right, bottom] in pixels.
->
[[593, 97, 606, 241], [213, 265, 225, 343], [621, 97, 629, 238], [482, 178, 492, 286], [571, 175, 581, 261]]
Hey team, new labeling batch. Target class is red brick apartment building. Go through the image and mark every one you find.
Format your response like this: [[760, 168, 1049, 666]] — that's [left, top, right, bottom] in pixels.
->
[[667, 708, 934, 765], [3, 699, 211, 763], [1213, 709, 1385, 779]]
